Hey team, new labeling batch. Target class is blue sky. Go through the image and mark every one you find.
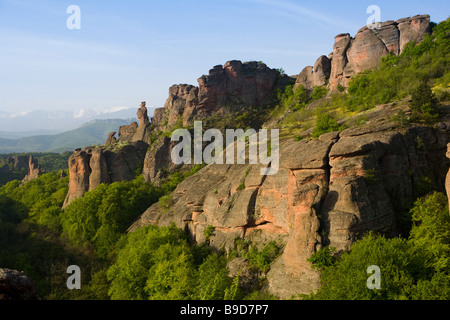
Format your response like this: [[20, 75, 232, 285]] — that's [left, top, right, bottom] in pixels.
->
[[0, 0, 448, 113]]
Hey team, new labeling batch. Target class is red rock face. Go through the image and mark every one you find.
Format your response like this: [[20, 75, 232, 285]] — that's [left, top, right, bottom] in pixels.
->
[[297, 15, 431, 91], [151, 60, 288, 131], [398, 15, 431, 52], [343, 27, 389, 83], [294, 56, 331, 91], [130, 121, 449, 298], [63, 150, 91, 209], [329, 33, 352, 91], [62, 142, 148, 209]]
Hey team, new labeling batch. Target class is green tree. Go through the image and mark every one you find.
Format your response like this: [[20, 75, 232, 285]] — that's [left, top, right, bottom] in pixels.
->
[[409, 192, 450, 271], [312, 113, 341, 138], [107, 224, 190, 300], [303, 192, 450, 300], [197, 253, 232, 300], [410, 82, 439, 122]]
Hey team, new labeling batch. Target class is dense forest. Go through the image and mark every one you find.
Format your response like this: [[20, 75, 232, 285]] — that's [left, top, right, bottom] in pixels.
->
[[0, 18, 449, 300]]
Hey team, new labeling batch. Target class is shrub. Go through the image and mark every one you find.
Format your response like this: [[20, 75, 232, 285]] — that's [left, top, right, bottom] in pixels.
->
[[311, 86, 329, 101], [158, 194, 173, 211], [302, 192, 450, 300], [410, 82, 439, 122], [311, 113, 342, 138]]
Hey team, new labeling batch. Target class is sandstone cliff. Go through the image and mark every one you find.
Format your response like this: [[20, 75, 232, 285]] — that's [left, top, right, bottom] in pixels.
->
[[295, 15, 432, 91], [130, 106, 450, 297], [151, 60, 292, 130], [62, 141, 148, 209], [63, 102, 154, 208]]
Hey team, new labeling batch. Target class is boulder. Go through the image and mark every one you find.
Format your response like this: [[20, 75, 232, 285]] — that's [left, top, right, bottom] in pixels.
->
[[118, 122, 138, 142], [294, 55, 331, 91], [0, 268, 39, 300], [105, 132, 117, 146]]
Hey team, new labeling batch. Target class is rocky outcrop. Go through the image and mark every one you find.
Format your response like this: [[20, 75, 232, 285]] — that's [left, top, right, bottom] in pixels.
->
[[62, 102, 156, 208], [397, 15, 432, 52], [105, 132, 117, 146], [151, 61, 292, 130], [130, 114, 450, 298], [294, 55, 332, 91], [22, 156, 45, 184], [63, 149, 91, 208], [159, 84, 198, 129], [0, 268, 39, 300], [296, 15, 432, 91], [132, 102, 151, 143], [0, 155, 44, 184], [118, 122, 138, 142], [196, 61, 282, 114], [141, 136, 190, 184], [62, 141, 148, 209], [117, 102, 151, 143]]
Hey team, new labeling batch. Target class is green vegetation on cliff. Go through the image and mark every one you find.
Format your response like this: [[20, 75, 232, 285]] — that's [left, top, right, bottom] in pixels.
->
[[277, 17, 449, 138], [303, 192, 450, 300]]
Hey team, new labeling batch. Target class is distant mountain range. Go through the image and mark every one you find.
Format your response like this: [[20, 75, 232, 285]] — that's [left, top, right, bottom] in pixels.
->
[[0, 119, 134, 154], [0, 106, 155, 133]]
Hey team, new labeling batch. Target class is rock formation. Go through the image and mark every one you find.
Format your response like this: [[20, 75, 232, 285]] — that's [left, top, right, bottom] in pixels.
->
[[62, 141, 148, 209], [118, 122, 138, 142], [151, 61, 292, 131], [115, 102, 152, 143], [130, 112, 450, 297], [0, 268, 39, 300], [105, 132, 117, 146], [296, 15, 432, 91], [22, 156, 45, 184], [132, 102, 151, 142], [60, 14, 448, 299], [62, 101, 156, 208], [0, 155, 43, 183], [294, 55, 332, 91]]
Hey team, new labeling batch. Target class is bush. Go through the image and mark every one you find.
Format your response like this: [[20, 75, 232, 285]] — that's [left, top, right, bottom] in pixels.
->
[[107, 224, 238, 300], [61, 177, 161, 259], [410, 82, 439, 122], [311, 86, 329, 101], [311, 113, 342, 138], [303, 192, 450, 300]]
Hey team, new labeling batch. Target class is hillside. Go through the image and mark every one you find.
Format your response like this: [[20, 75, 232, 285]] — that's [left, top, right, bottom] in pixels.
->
[[0, 119, 133, 154], [0, 15, 449, 301]]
